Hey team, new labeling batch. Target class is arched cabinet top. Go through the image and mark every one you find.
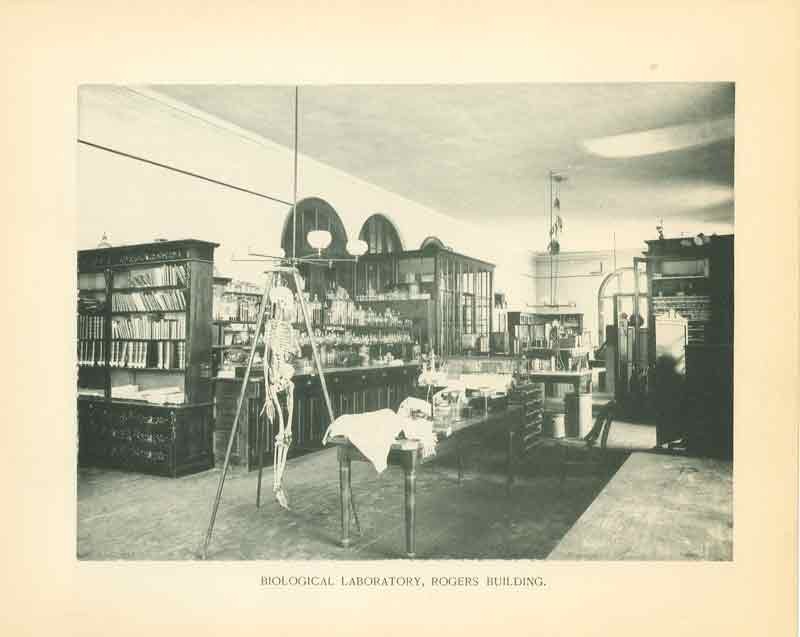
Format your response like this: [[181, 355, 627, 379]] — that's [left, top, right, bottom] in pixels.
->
[[281, 197, 348, 258], [358, 214, 403, 254]]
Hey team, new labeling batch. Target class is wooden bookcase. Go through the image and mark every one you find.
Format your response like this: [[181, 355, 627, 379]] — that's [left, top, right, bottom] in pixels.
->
[[645, 234, 733, 349], [644, 235, 734, 450], [77, 239, 218, 477]]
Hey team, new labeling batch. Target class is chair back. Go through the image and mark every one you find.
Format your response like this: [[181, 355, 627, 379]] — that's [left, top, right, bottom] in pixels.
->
[[584, 400, 615, 449]]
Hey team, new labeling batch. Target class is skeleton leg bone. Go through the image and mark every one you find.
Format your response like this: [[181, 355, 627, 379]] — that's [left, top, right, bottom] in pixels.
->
[[275, 382, 294, 507], [271, 386, 291, 510]]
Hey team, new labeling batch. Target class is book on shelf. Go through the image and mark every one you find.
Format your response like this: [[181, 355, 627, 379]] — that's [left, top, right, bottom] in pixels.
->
[[108, 340, 185, 370], [111, 315, 186, 339], [125, 263, 188, 288], [78, 315, 105, 339], [112, 289, 187, 312], [78, 339, 105, 366]]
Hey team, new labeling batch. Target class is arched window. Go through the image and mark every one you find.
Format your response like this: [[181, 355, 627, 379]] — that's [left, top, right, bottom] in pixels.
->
[[597, 267, 649, 345], [358, 214, 403, 254], [281, 197, 348, 259], [420, 236, 446, 252]]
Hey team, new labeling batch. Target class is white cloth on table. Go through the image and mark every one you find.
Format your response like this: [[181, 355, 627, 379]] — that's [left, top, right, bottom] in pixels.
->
[[400, 417, 438, 460], [322, 409, 403, 474], [322, 409, 438, 473], [396, 397, 432, 419]]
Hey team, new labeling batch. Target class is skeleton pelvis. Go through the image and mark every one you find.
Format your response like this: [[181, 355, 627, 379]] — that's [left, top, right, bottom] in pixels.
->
[[277, 361, 295, 380]]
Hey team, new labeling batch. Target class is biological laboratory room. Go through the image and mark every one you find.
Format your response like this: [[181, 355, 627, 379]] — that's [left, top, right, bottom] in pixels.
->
[[76, 83, 734, 561]]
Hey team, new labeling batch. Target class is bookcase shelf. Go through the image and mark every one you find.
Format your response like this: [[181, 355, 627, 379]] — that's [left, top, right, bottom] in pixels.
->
[[110, 310, 187, 315], [113, 285, 188, 293], [77, 239, 218, 477], [110, 338, 185, 342]]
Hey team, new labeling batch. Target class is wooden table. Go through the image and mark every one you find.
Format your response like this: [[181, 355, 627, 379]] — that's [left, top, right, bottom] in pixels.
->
[[327, 406, 522, 558], [527, 369, 593, 394]]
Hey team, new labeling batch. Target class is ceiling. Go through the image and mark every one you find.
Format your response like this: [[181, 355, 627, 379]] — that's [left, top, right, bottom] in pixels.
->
[[149, 83, 735, 232]]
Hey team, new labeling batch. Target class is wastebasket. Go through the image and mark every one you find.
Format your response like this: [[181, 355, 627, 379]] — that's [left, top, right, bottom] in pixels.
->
[[565, 392, 593, 438]]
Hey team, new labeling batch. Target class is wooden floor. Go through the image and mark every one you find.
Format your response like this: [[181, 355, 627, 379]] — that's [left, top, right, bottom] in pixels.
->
[[77, 427, 625, 561], [548, 451, 733, 560], [77, 410, 732, 561]]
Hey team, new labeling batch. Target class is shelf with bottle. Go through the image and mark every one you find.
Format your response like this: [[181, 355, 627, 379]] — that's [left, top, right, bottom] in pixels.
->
[[297, 329, 414, 348], [355, 291, 432, 302], [323, 293, 414, 329]]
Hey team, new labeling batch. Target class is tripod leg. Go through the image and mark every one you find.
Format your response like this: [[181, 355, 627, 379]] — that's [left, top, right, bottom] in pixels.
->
[[200, 274, 273, 559], [256, 410, 265, 508]]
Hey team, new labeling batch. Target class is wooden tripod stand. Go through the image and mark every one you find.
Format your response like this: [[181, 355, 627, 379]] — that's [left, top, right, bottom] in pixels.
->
[[199, 264, 338, 559]]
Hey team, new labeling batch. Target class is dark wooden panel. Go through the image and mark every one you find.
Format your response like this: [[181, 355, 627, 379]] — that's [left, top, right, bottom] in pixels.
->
[[187, 259, 214, 403], [212, 365, 420, 466], [77, 398, 213, 477], [685, 344, 733, 459]]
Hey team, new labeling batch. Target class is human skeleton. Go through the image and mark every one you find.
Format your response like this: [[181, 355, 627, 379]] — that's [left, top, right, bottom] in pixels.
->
[[261, 283, 301, 510]]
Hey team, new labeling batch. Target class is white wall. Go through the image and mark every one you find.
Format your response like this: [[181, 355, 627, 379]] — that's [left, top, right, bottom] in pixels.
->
[[78, 85, 528, 296], [531, 248, 641, 344]]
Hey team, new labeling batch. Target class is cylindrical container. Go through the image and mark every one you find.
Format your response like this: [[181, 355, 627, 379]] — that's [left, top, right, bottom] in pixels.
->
[[548, 382, 569, 398], [551, 413, 566, 439], [565, 392, 593, 438]]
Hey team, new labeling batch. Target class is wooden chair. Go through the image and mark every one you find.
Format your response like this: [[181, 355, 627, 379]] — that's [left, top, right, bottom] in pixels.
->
[[543, 400, 616, 485]]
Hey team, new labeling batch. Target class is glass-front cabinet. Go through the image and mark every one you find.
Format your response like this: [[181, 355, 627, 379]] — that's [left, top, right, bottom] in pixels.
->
[[354, 246, 495, 357], [279, 203, 496, 358]]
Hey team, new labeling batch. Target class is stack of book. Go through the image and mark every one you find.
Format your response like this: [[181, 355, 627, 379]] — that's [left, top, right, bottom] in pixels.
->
[[78, 297, 105, 313]]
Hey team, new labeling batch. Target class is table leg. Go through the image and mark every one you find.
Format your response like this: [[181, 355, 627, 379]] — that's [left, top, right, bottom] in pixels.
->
[[402, 451, 419, 558], [338, 447, 351, 548], [456, 437, 464, 484], [255, 414, 264, 508]]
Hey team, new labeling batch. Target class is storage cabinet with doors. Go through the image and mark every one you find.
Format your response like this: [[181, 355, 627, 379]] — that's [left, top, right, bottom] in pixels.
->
[[213, 363, 421, 470]]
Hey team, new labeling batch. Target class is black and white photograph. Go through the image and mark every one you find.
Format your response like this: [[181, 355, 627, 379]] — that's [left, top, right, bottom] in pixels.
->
[[76, 83, 735, 561]]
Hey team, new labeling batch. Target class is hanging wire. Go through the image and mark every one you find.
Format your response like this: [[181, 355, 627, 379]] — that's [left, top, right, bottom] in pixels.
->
[[292, 86, 299, 261]]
